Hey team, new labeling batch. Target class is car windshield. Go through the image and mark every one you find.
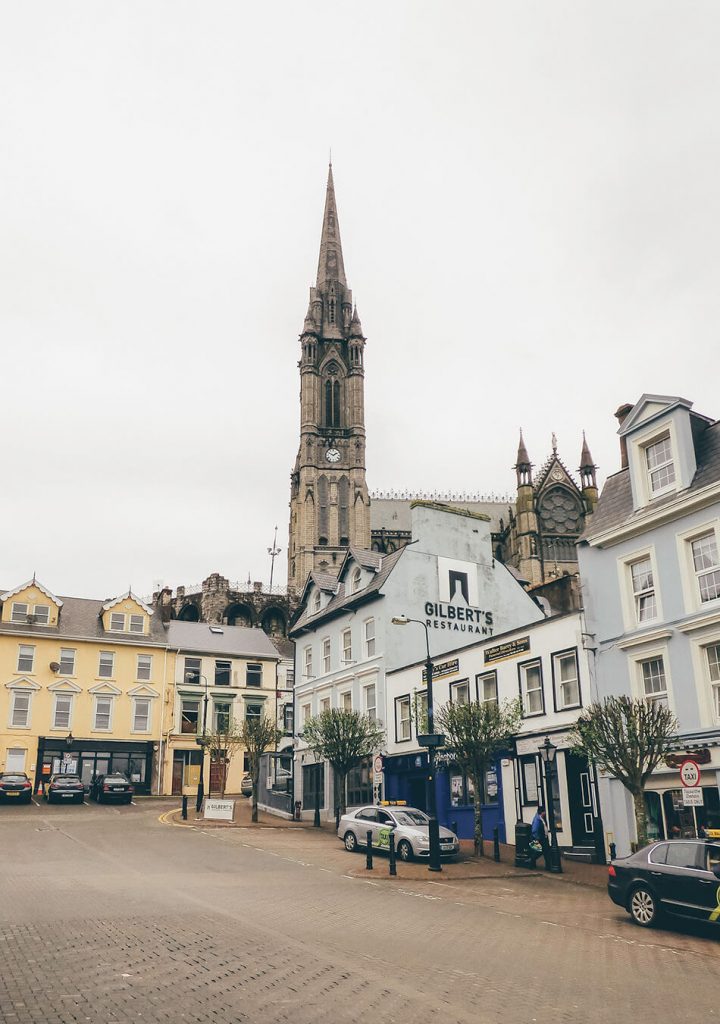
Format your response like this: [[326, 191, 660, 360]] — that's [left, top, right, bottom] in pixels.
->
[[2, 774, 28, 782], [394, 811, 429, 826]]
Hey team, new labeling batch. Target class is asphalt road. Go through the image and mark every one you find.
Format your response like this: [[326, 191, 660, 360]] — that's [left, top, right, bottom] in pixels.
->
[[1, 799, 719, 1024]]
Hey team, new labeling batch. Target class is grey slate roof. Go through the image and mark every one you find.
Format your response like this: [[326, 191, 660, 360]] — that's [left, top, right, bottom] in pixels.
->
[[167, 620, 279, 660], [0, 592, 169, 645], [290, 546, 406, 636], [582, 419, 720, 541], [270, 636, 295, 661], [370, 498, 510, 535]]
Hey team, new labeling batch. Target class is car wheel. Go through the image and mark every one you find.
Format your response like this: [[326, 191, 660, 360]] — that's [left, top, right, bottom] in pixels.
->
[[629, 885, 660, 928], [397, 840, 413, 862], [344, 831, 358, 853]]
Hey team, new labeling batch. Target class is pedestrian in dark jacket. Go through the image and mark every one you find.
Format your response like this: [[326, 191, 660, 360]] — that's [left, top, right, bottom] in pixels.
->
[[531, 807, 551, 870]]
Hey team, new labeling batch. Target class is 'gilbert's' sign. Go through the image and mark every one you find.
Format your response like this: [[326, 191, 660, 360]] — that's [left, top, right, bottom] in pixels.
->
[[424, 601, 494, 636]]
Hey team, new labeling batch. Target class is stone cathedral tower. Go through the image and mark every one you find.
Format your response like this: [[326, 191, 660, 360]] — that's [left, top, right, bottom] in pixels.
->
[[287, 167, 370, 592]]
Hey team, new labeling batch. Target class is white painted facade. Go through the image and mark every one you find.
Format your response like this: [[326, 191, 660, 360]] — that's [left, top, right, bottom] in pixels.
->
[[384, 611, 604, 855], [290, 501, 543, 820]]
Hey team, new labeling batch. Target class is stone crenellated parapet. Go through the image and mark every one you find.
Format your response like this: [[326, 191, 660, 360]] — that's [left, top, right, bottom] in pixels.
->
[[153, 574, 298, 638]]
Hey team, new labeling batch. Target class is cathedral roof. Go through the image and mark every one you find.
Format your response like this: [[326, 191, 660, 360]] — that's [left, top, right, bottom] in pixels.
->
[[316, 164, 347, 289]]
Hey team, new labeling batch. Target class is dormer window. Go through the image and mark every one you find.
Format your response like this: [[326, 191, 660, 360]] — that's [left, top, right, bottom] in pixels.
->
[[129, 614, 145, 633], [645, 435, 675, 496], [110, 612, 125, 631], [11, 603, 29, 623], [33, 605, 49, 625], [313, 591, 321, 614], [351, 568, 362, 594]]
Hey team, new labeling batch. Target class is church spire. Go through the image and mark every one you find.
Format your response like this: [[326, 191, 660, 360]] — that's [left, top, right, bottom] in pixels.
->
[[515, 430, 532, 486], [316, 163, 347, 289], [579, 430, 598, 502]]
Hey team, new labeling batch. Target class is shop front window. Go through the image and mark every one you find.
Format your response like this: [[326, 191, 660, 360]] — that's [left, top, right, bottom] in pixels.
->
[[302, 763, 325, 810], [644, 791, 665, 841], [663, 789, 697, 838], [347, 757, 373, 807], [449, 769, 497, 806]]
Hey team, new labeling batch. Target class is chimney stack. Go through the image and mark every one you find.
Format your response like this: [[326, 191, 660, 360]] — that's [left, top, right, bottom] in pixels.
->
[[614, 403, 633, 470]]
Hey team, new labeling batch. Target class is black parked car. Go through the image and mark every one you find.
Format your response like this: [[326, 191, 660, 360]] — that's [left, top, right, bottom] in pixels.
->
[[90, 772, 133, 804], [608, 838, 720, 928], [45, 774, 84, 804], [0, 772, 32, 804]]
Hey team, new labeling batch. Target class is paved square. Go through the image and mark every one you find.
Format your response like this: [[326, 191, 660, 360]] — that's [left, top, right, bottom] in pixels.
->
[[1, 799, 719, 1023]]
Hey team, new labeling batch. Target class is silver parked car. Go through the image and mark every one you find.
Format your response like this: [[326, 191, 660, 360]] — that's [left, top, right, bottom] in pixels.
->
[[338, 804, 459, 861]]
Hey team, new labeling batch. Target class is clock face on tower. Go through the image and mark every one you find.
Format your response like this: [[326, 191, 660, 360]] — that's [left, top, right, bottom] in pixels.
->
[[325, 447, 341, 463]]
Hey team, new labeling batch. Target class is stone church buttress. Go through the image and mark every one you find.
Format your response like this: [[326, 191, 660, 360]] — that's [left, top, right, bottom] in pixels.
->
[[287, 166, 370, 592]]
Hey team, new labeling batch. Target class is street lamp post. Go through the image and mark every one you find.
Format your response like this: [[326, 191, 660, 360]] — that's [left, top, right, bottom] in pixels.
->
[[391, 616, 442, 873], [538, 735, 563, 874], [189, 673, 210, 814]]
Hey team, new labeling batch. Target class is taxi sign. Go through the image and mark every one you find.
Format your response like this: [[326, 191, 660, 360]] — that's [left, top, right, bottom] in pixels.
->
[[706, 829, 720, 839], [380, 800, 406, 806], [680, 758, 701, 787]]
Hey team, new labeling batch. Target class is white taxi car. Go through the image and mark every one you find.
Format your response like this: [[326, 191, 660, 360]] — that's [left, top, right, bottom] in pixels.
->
[[338, 803, 459, 861]]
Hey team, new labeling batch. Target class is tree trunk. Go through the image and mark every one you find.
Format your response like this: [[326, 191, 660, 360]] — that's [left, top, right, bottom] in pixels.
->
[[472, 774, 484, 856], [337, 769, 347, 816], [252, 781, 259, 823], [632, 788, 648, 849]]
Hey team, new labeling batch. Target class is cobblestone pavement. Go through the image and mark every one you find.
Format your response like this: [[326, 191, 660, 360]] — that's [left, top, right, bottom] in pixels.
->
[[1, 800, 720, 1023]]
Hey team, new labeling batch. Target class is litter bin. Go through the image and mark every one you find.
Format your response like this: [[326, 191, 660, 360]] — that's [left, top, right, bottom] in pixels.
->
[[515, 821, 535, 868]]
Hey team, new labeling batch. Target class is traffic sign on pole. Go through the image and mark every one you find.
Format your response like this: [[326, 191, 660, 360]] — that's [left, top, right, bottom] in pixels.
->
[[679, 759, 701, 787]]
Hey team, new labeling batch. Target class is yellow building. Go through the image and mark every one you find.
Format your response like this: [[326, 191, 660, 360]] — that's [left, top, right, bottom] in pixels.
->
[[0, 579, 173, 793], [161, 621, 280, 796]]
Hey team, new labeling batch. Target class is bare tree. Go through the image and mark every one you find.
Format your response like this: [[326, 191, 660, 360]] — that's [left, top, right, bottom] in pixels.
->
[[436, 698, 522, 855], [569, 696, 677, 848], [239, 715, 282, 823], [204, 724, 246, 798], [301, 709, 385, 817]]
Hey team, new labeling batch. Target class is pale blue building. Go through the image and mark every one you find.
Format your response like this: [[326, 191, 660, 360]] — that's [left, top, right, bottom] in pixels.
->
[[579, 394, 720, 854]]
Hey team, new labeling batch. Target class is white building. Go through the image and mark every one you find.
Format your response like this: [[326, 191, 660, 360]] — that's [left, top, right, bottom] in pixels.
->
[[385, 610, 604, 857], [290, 501, 543, 820]]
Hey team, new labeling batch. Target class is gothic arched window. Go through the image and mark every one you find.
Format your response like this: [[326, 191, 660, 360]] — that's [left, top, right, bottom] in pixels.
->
[[324, 378, 341, 428]]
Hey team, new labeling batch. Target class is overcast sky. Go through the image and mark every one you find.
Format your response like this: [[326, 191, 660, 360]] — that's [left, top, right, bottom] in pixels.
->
[[2, 2, 719, 600]]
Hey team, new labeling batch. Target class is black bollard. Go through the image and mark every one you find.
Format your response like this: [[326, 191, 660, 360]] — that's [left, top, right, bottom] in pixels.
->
[[609, 842, 617, 861], [493, 826, 500, 863], [366, 830, 373, 870], [182, 795, 188, 820], [389, 832, 397, 876], [451, 820, 458, 837]]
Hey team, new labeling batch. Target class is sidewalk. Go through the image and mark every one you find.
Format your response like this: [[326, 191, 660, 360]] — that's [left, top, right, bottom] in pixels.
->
[[162, 804, 610, 888], [346, 839, 609, 888], [162, 798, 311, 830]]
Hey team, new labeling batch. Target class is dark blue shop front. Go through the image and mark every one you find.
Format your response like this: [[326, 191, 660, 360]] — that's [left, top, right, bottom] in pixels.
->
[[382, 751, 506, 842]]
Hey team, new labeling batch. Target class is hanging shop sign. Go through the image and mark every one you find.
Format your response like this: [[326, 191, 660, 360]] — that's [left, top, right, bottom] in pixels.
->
[[422, 659, 459, 683], [666, 748, 712, 768], [484, 637, 530, 665]]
